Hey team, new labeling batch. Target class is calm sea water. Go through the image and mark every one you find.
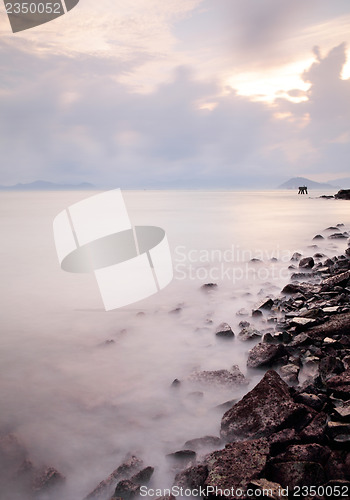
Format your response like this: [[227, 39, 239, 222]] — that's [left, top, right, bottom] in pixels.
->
[[0, 189, 349, 499]]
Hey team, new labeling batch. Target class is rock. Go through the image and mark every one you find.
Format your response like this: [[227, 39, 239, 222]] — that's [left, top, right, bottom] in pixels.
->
[[84, 455, 143, 500], [324, 450, 347, 480], [329, 233, 348, 239], [215, 322, 234, 339], [299, 257, 315, 269], [174, 464, 208, 489], [266, 461, 325, 489], [322, 305, 342, 313], [238, 326, 261, 342], [130, 467, 154, 485], [113, 479, 140, 499], [32, 466, 65, 493], [166, 450, 196, 468], [247, 479, 283, 499], [279, 364, 299, 384], [307, 312, 350, 338], [253, 298, 274, 312], [171, 379, 181, 388], [327, 421, 350, 439], [335, 189, 350, 200], [204, 439, 270, 499], [321, 271, 350, 291], [319, 356, 344, 383], [183, 436, 221, 451], [299, 412, 327, 442], [294, 393, 324, 411], [291, 317, 317, 329], [236, 308, 250, 316], [326, 369, 350, 398], [247, 343, 286, 369], [291, 252, 302, 262], [313, 234, 324, 240], [272, 443, 330, 465], [200, 283, 217, 291], [220, 370, 307, 442], [188, 366, 246, 388]]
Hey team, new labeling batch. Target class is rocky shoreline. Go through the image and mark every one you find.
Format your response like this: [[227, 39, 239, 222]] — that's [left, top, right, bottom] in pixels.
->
[[1, 225, 350, 500], [102, 225, 350, 500]]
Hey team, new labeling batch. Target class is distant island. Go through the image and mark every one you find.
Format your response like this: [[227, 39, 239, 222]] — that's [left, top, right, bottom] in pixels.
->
[[278, 177, 335, 190], [0, 181, 95, 191]]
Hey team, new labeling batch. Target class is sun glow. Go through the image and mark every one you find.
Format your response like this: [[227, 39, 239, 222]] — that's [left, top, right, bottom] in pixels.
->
[[226, 59, 314, 103]]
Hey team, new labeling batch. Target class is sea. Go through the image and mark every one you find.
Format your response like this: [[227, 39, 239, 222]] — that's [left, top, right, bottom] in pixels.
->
[[0, 189, 349, 499]]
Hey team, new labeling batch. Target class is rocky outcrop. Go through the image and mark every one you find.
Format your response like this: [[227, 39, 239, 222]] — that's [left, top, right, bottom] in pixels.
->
[[220, 370, 307, 441]]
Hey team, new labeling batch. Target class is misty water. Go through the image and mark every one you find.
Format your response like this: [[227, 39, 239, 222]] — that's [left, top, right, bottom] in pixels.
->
[[1, 189, 350, 499]]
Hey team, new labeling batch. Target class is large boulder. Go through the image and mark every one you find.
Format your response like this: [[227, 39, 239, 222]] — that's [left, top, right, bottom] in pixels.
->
[[220, 370, 307, 442], [204, 439, 270, 499]]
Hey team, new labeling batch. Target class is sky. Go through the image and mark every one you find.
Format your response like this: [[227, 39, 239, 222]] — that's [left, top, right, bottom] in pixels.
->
[[0, 0, 350, 188]]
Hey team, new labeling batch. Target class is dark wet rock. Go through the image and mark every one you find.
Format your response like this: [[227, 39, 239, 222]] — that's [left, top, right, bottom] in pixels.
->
[[220, 370, 307, 442], [291, 252, 302, 262], [113, 479, 140, 499], [294, 393, 324, 411], [321, 271, 350, 291], [253, 298, 274, 312], [167, 450, 196, 468], [174, 464, 208, 489], [325, 226, 340, 231], [335, 189, 350, 200], [319, 356, 344, 383], [214, 399, 238, 412], [200, 283, 217, 291], [313, 234, 324, 240], [215, 322, 234, 339], [269, 428, 300, 452], [307, 312, 350, 338], [271, 443, 330, 465], [266, 461, 325, 489], [327, 421, 350, 439], [252, 309, 263, 318], [333, 401, 350, 421], [84, 455, 143, 500], [327, 369, 350, 398], [238, 326, 261, 342], [299, 412, 327, 442], [324, 450, 348, 480], [130, 466, 154, 485], [247, 479, 283, 499], [329, 232, 348, 239], [32, 466, 65, 493], [250, 258, 263, 263], [188, 366, 246, 389], [204, 438, 270, 499], [238, 320, 250, 328], [299, 257, 315, 269], [183, 436, 221, 451], [247, 343, 286, 369], [171, 379, 181, 388]]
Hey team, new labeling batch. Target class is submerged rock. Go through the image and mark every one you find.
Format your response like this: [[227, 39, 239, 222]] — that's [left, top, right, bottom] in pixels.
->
[[215, 322, 234, 339], [335, 189, 350, 200], [299, 257, 315, 269], [238, 326, 261, 342], [188, 366, 246, 388]]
